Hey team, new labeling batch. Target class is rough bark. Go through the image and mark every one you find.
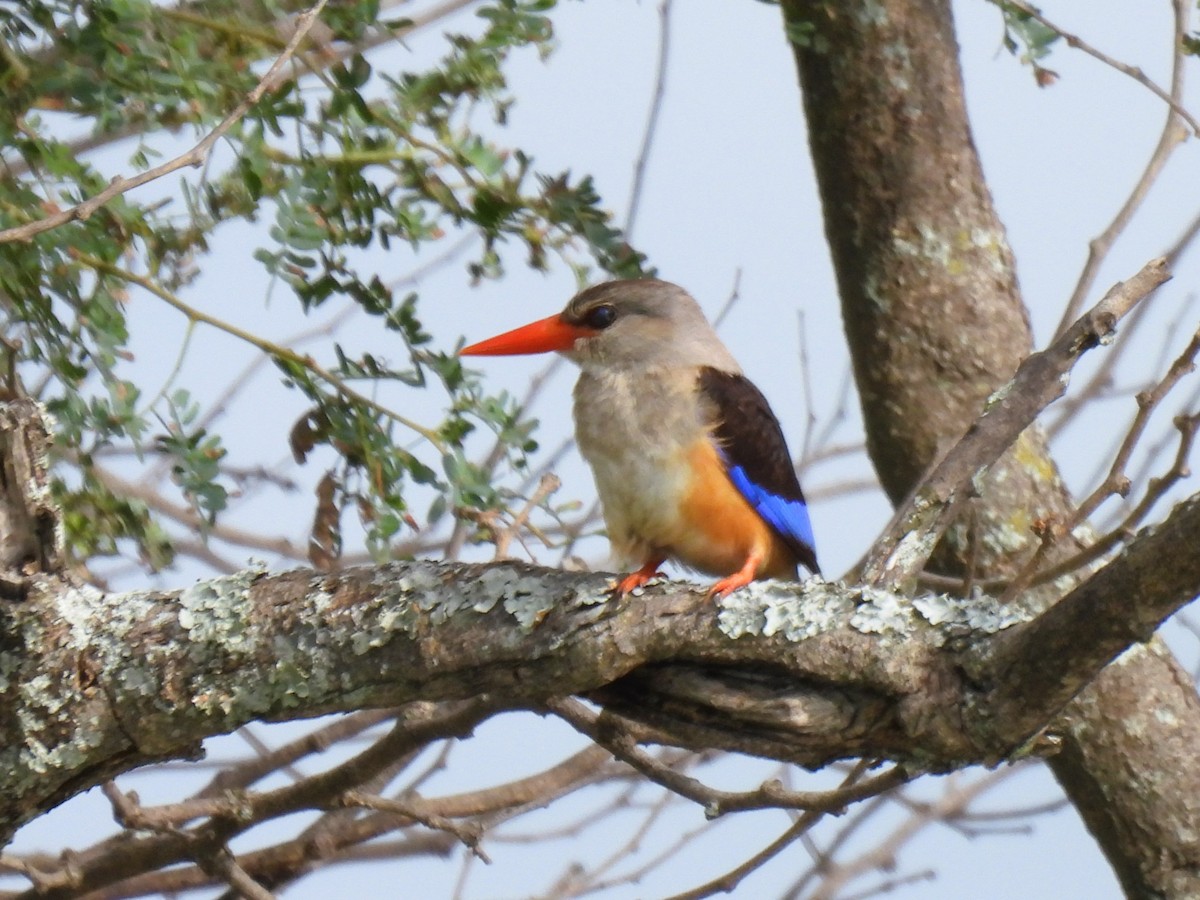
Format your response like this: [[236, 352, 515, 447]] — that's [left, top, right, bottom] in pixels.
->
[[781, 0, 1200, 894]]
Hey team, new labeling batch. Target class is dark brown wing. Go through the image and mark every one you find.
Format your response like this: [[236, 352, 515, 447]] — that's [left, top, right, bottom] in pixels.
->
[[698, 367, 820, 574]]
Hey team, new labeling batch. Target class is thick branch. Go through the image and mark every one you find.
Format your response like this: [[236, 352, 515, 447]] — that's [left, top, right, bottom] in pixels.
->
[[5, 539, 1200, 849], [0, 399, 62, 586], [0, 564, 935, 842]]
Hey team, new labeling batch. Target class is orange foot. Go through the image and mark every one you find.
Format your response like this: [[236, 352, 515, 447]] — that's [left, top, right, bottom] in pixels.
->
[[614, 558, 666, 597], [707, 552, 763, 598]]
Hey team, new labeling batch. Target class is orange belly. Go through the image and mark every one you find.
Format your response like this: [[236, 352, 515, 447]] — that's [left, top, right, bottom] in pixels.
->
[[673, 441, 797, 579]]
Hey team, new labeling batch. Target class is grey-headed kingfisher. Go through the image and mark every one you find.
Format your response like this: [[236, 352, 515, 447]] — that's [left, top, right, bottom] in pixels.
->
[[461, 278, 820, 597]]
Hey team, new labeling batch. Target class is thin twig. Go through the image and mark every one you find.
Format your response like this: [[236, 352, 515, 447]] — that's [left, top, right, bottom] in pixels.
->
[[664, 764, 898, 900], [548, 698, 911, 816], [1002, 1, 1199, 137], [492, 473, 561, 559], [625, 0, 674, 242], [337, 791, 489, 861], [999, 328, 1200, 603], [803, 769, 1014, 900], [80, 254, 446, 449], [1044, 0, 1194, 336], [197, 847, 277, 900]]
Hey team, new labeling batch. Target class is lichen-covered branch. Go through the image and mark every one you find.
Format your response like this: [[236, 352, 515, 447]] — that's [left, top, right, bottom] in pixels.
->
[[5, 534, 1199, 849]]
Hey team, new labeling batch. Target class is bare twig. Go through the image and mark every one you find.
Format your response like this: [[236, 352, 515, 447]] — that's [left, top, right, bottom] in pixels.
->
[[1000, 328, 1200, 602], [198, 710, 396, 799], [548, 698, 911, 817], [837, 870, 936, 900], [337, 791, 488, 860], [92, 464, 306, 561], [81, 254, 446, 448], [547, 788, 684, 898], [625, 0, 674, 241], [196, 846, 277, 900], [664, 764, 902, 900], [1001, 1, 1199, 137], [492, 473, 562, 559], [1038, 0, 1194, 336], [803, 769, 1013, 900], [15, 699, 496, 900]]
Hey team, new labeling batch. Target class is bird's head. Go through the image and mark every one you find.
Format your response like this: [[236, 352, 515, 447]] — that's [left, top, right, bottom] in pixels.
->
[[461, 278, 739, 373]]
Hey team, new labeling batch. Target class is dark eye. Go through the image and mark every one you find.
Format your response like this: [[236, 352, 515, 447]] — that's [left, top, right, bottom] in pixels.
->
[[584, 304, 617, 329]]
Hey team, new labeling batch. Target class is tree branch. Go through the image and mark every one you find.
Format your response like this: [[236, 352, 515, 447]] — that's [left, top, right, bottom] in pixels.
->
[[860, 257, 1171, 589], [978, 490, 1200, 740], [6, 524, 1200, 852]]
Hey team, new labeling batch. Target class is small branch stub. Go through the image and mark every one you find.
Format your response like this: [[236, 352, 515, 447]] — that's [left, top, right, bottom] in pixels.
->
[[0, 398, 63, 593]]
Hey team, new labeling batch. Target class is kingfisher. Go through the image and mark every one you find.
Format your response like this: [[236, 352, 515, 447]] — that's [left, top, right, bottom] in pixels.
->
[[461, 278, 820, 597]]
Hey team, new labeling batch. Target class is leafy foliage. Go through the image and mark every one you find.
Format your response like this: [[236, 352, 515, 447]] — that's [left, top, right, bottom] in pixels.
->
[[0, 0, 647, 570], [993, 1, 1062, 85]]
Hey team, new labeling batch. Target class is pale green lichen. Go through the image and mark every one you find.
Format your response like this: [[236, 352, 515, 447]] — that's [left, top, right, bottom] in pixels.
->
[[0, 593, 106, 798], [503, 569, 608, 631], [376, 564, 442, 630], [850, 587, 913, 635], [862, 271, 891, 314], [718, 577, 1024, 647], [912, 592, 1024, 634], [850, 0, 888, 28], [718, 579, 852, 641], [308, 587, 334, 611], [892, 224, 1013, 283], [13, 676, 98, 777], [0, 643, 17, 694], [967, 226, 1014, 279], [58, 582, 152, 650], [1154, 707, 1180, 727], [177, 570, 259, 653], [347, 560, 609, 642], [117, 665, 159, 698], [982, 380, 1013, 412], [377, 561, 612, 633], [881, 43, 912, 92]]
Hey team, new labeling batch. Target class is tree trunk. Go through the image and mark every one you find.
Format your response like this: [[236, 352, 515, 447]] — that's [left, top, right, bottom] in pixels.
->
[[781, 0, 1200, 894]]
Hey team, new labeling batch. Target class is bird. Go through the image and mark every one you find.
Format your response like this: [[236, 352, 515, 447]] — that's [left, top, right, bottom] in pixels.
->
[[460, 278, 819, 597]]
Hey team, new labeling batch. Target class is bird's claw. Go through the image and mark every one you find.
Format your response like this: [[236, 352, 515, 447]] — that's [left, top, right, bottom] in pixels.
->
[[613, 567, 664, 597]]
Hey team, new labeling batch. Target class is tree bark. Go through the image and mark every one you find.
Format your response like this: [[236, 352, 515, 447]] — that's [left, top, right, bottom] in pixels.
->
[[781, 0, 1200, 894]]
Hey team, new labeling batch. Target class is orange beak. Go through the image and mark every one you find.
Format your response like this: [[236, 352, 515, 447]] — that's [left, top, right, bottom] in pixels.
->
[[460, 314, 597, 356]]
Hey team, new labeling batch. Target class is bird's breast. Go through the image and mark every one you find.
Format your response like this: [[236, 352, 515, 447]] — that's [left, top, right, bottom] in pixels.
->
[[572, 368, 798, 579], [573, 370, 703, 559]]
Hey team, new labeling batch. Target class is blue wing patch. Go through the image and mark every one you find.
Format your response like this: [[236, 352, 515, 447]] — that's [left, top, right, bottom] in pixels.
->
[[699, 367, 820, 574], [726, 461, 817, 556]]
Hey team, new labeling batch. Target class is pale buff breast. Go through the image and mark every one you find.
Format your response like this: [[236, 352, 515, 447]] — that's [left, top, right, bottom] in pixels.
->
[[573, 368, 707, 565]]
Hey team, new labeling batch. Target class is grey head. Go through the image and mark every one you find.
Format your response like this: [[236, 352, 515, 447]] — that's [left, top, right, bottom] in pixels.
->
[[558, 279, 741, 374]]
